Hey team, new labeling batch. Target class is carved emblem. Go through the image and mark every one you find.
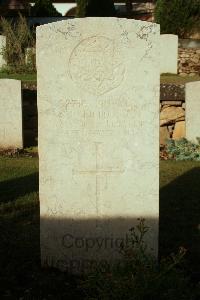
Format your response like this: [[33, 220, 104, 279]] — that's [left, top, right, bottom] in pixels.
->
[[69, 36, 125, 96]]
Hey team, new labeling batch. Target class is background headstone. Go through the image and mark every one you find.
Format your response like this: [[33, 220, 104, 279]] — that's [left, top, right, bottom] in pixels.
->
[[160, 34, 178, 74], [25, 47, 36, 65], [0, 36, 6, 70], [0, 79, 23, 149], [37, 18, 160, 274], [186, 81, 200, 142]]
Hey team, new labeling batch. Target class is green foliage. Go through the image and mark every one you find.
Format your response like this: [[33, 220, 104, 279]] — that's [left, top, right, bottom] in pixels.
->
[[166, 138, 200, 161], [155, 0, 200, 37], [81, 219, 197, 300], [86, 0, 116, 17], [31, 0, 61, 17], [76, 0, 116, 17], [76, 0, 88, 17], [0, 15, 36, 74]]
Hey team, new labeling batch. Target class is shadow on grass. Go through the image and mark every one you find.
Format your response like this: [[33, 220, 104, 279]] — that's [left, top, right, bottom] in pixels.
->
[[0, 166, 199, 297], [0, 171, 82, 298], [0, 172, 39, 204], [160, 167, 200, 275]]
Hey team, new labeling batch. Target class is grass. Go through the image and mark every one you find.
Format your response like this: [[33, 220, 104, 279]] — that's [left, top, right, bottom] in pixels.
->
[[0, 157, 200, 298], [160, 73, 200, 84], [0, 72, 36, 82], [0, 71, 200, 85]]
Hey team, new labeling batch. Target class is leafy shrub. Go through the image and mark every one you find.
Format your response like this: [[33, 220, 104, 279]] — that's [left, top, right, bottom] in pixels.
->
[[85, 0, 116, 17], [81, 219, 198, 300], [166, 138, 200, 161], [155, 0, 200, 38], [31, 0, 61, 17], [76, 0, 88, 17], [76, 0, 116, 17], [0, 15, 36, 74]]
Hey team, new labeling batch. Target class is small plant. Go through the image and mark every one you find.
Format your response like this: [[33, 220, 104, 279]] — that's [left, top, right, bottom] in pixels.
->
[[166, 138, 200, 161], [80, 219, 197, 300], [0, 14, 36, 74], [155, 0, 200, 38]]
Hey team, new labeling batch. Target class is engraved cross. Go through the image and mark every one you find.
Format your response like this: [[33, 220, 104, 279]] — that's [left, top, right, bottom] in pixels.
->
[[74, 142, 124, 220]]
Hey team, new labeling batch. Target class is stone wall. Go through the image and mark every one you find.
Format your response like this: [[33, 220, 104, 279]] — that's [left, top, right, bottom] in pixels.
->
[[178, 48, 200, 76], [160, 84, 185, 144]]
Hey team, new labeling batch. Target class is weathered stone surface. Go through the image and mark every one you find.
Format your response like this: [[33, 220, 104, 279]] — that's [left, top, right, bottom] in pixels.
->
[[186, 81, 200, 142], [37, 18, 160, 274], [0, 36, 6, 69], [160, 106, 185, 126], [160, 34, 178, 74], [160, 126, 170, 144], [160, 84, 185, 101], [0, 79, 23, 148], [172, 121, 185, 139]]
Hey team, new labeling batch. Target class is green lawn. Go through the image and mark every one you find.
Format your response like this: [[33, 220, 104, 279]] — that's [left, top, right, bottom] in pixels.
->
[[0, 72, 200, 85], [160, 74, 200, 84], [0, 72, 36, 82], [0, 158, 199, 298]]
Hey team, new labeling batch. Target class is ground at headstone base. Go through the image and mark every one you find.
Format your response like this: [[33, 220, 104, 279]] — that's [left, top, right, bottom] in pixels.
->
[[0, 147, 38, 157]]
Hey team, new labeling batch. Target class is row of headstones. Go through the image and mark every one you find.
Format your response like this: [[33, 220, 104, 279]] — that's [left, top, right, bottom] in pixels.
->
[[0, 34, 178, 73], [0, 19, 195, 274]]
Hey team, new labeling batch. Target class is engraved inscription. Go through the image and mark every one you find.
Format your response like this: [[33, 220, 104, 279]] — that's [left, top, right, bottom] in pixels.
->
[[69, 36, 125, 96]]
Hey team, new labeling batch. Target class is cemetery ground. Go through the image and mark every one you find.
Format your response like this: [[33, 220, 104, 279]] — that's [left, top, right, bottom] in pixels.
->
[[0, 72, 200, 85], [0, 156, 199, 299]]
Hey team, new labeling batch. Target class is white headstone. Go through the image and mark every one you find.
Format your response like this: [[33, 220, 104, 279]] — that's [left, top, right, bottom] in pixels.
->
[[186, 81, 200, 142], [37, 18, 160, 274], [0, 36, 6, 70], [160, 34, 178, 74], [0, 79, 23, 149]]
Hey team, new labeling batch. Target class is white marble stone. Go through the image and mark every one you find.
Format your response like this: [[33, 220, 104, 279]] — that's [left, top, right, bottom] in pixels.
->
[[37, 18, 160, 274], [186, 81, 200, 142], [0, 79, 23, 148], [160, 34, 178, 74], [0, 36, 6, 70]]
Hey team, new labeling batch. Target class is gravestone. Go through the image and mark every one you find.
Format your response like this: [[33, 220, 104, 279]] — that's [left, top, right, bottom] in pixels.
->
[[25, 47, 36, 65], [0, 79, 23, 149], [37, 18, 160, 274], [160, 34, 178, 74], [0, 36, 6, 70], [186, 81, 200, 142]]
